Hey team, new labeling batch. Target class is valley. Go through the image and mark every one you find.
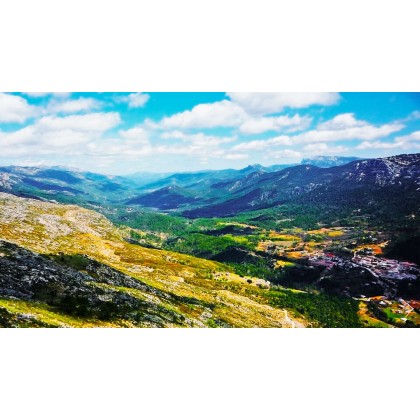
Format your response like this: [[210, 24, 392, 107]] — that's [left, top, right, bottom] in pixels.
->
[[1, 153, 419, 327]]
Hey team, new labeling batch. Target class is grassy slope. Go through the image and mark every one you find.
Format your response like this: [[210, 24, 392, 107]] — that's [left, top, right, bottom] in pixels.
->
[[0, 192, 307, 328]]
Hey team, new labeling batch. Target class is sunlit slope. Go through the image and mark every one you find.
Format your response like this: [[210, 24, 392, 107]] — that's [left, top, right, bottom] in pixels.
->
[[0, 193, 305, 327]]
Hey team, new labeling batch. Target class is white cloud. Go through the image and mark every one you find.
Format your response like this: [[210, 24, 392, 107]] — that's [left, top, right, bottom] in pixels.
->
[[303, 143, 330, 152], [158, 100, 247, 129], [357, 130, 420, 150], [48, 98, 102, 114], [161, 130, 235, 146], [118, 126, 150, 145], [317, 113, 365, 130], [356, 140, 405, 150], [303, 142, 349, 154], [0, 112, 121, 157], [227, 92, 340, 114], [399, 110, 420, 122], [395, 130, 420, 143], [223, 153, 248, 160], [239, 114, 312, 134], [232, 136, 293, 151], [81, 128, 239, 163], [126, 92, 150, 108], [230, 113, 401, 157], [37, 112, 120, 132], [271, 149, 302, 159], [149, 101, 312, 133], [295, 114, 404, 143], [22, 92, 71, 98], [0, 93, 37, 123]]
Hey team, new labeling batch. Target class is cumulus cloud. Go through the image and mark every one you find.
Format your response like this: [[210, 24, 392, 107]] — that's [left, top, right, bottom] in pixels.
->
[[232, 136, 293, 151], [149, 101, 313, 134], [395, 130, 420, 143], [0, 93, 37, 123], [82, 127, 239, 163], [48, 98, 102, 114], [239, 114, 312, 134], [37, 112, 120, 132], [0, 112, 121, 157], [271, 149, 302, 159], [227, 92, 340, 114], [223, 153, 248, 160], [357, 130, 420, 150], [229, 113, 401, 157], [126, 92, 150, 108], [356, 140, 405, 150], [295, 113, 404, 143], [119, 126, 150, 144], [303, 142, 349, 154], [161, 130, 235, 146], [158, 100, 247, 129], [145, 95, 335, 134], [317, 113, 365, 130], [22, 92, 71, 98]]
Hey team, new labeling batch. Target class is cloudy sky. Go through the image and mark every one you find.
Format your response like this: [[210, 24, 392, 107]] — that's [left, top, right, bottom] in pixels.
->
[[0, 92, 419, 174]]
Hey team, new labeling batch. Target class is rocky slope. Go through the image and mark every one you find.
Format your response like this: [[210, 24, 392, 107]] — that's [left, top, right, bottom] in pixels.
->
[[0, 192, 305, 328]]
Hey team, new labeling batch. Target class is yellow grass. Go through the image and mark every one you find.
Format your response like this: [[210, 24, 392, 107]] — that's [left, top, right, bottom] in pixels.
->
[[275, 260, 295, 269], [0, 192, 308, 328], [328, 230, 344, 237], [268, 231, 300, 241], [354, 244, 383, 255], [0, 298, 125, 327]]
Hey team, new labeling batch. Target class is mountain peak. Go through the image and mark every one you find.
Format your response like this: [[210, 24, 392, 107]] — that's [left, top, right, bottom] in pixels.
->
[[301, 156, 360, 168]]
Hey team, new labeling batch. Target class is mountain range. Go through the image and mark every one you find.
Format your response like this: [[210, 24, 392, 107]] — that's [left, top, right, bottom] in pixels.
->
[[0, 156, 357, 207], [1, 154, 419, 221]]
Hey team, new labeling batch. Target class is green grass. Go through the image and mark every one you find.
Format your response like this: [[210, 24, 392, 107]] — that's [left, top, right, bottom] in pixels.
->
[[383, 308, 406, 320]]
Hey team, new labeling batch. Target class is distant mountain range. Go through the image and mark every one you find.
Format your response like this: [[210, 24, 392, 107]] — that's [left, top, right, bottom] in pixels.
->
[[182, 153, 420, 218], [1, 154, 419, 221], [0, 165, 146, 206], [301, 156, 360, 168], [0, 156, 352, 206]]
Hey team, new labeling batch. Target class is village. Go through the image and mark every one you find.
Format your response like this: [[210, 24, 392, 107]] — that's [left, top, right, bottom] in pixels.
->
[[255, 226, 420, 326], [306, 250, 419, 282], [257, 226, 419, 283]]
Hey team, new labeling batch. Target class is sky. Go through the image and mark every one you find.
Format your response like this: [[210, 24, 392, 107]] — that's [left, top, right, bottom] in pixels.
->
[[0, 92, 419, 174]]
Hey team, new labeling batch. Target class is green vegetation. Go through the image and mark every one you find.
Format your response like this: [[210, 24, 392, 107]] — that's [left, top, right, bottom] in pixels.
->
[[48, 253, 90, 270], [385, 234, 420, 265], [266, 289, 362, 328]]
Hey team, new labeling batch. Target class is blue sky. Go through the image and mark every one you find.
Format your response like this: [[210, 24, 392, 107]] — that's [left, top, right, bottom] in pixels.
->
[[0, 92, 419, 174]]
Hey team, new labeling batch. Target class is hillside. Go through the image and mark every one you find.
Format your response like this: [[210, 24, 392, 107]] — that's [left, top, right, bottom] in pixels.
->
[[0, 192, 306, 328], [301, 156, 360, 168], [0, 165, 142, 206], [183, 154, 420, 217], [0, 156, 365, 212], [127, 185, 200, 209]]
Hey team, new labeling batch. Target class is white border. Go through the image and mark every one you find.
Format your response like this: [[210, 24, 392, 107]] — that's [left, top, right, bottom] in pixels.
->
[[1, 0, 419, 91]]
